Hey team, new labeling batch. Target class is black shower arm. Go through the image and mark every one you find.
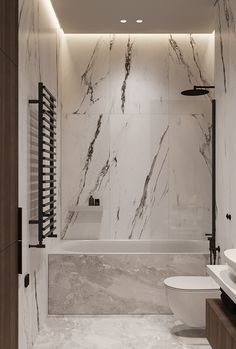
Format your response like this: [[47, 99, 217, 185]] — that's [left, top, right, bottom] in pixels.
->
[[193, 85, 215, 90]]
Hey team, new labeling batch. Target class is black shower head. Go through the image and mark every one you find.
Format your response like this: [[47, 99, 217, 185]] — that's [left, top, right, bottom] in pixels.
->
[[181, 88, 209, 96], [181, 85, 215, 96]]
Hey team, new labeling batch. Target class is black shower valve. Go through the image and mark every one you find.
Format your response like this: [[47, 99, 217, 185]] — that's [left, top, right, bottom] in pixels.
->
[[226, 213, 232, 220]]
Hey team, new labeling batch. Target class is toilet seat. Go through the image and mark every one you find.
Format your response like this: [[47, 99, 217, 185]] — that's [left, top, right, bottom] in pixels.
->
[[164, 276, 219, 292]]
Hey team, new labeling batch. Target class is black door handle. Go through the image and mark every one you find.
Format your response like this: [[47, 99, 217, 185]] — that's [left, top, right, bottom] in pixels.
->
[[18, 207, 22, 274]]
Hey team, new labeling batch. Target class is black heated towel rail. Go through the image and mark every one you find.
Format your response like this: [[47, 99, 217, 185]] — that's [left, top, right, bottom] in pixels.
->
[[29, 82, 57, 248]]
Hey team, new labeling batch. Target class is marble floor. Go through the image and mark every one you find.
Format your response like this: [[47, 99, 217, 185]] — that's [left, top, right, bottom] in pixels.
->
[[33, 315, 212, 349]]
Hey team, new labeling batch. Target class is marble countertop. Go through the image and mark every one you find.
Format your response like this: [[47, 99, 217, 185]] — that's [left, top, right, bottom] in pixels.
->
[[207, 265, 236, 303]]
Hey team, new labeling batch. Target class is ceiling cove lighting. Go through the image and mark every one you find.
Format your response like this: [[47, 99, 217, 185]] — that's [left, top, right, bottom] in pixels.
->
[[47, 0, 61, 29], [136, 19, 143, 23], [120, 19, 127, 23]]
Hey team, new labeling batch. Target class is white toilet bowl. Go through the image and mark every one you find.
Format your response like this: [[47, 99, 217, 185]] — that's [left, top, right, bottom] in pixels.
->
[[164, 276, 220, 328]]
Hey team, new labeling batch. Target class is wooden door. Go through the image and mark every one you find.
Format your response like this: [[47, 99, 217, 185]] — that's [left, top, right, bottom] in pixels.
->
[[0, 0, 18, 348]]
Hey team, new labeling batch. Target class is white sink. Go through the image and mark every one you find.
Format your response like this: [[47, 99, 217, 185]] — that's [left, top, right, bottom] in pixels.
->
[[224, 249, 236, 277]]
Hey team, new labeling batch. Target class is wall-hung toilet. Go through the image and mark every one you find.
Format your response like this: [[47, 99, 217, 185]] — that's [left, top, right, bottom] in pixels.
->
[[164, 276, 220, 328]]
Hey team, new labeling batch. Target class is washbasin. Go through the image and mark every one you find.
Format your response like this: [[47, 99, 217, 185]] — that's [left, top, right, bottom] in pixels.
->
[[224, 249, 236, 277]]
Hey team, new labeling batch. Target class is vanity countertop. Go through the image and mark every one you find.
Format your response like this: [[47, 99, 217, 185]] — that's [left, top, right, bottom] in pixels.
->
[[207, 265, 236, 303]]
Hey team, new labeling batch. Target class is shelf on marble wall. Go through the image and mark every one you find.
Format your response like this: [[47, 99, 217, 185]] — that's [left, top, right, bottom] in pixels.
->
[[69, 205, 103, 213], [65, 206, 103, 239]]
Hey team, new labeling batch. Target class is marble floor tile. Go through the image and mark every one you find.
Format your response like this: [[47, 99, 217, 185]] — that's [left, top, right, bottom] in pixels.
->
[[33, 315, 212, 349]]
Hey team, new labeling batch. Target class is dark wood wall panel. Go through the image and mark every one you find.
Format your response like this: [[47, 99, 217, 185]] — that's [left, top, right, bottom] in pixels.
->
[[0, 0, 18, 348], [0, 0, 18, 65], [0, 243, 18, 349], [0, 50, 18, 252]]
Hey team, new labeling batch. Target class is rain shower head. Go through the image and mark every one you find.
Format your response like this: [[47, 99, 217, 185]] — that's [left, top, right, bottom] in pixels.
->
[[181, 85, 215, 96]]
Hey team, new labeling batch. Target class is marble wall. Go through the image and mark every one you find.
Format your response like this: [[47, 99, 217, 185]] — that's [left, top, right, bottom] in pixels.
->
[[215, 0, 236, 257], [61, 34, 214, 240], [48, 253, 208, 315], [18, 0, 62, 348]]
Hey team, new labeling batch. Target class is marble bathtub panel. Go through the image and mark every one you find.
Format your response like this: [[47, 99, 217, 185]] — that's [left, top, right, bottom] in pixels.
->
[[109, 114, 169, 240], [169, 113, 212, 240], [48, 254, 208, 315]]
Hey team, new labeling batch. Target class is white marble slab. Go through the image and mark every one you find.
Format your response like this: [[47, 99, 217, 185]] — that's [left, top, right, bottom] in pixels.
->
[[61, 33, 215, 241], [109, 114, 169, 240]]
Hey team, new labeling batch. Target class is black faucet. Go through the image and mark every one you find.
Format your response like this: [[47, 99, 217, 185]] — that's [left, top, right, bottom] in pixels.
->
[[205, 234, 220, 265]]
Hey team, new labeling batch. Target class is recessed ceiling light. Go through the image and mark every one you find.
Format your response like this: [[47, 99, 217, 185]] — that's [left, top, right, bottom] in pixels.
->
[[136, 19, 143, 23], [120, 19, 127, 23]]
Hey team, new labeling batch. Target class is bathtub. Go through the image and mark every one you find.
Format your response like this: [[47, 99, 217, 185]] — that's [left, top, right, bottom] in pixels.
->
[[50, 239, 209, 254], [48, 240, 210, 315]]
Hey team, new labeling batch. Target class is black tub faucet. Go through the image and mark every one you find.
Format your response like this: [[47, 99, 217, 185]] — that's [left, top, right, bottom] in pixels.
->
[[205, 234, 220, 265]]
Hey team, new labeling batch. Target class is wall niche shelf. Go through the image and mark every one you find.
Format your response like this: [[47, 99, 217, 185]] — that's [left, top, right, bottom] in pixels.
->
[[69, 205, 103, 213]]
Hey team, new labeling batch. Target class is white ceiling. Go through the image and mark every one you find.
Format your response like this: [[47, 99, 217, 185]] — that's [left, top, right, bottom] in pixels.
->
[[51, 0, 215, 34]]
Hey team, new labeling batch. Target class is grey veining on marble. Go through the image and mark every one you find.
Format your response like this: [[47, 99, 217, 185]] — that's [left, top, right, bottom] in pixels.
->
[[121, 37, 133, 114], [215, 0, 236, 96], [128, 125, 169, 240], [48, 253, 208, 315], [61, 34, 215, 241], [33, 315, 211, 349]]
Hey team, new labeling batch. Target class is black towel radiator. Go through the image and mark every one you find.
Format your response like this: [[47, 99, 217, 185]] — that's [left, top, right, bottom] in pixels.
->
[[29, 82, 57, 248]]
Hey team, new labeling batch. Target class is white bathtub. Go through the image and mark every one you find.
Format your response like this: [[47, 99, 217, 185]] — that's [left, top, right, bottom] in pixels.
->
[[51, 239, 209, 255]]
